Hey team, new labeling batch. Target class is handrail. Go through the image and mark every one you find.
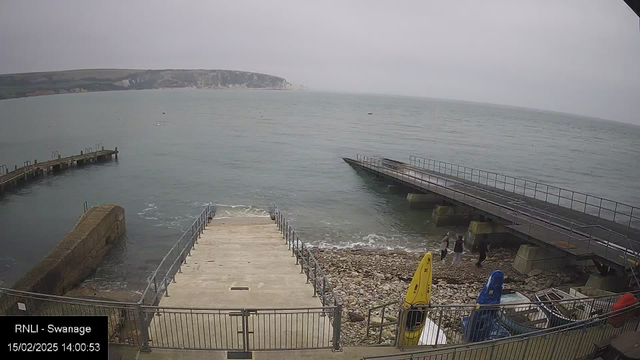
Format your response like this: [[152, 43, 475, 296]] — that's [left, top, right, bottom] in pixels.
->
[[139, 205, 212, 305], [271, 204, 342, 351], [409, 155, 639, 229], [355, 155, 638, 270], [271, 204, 341, 307]]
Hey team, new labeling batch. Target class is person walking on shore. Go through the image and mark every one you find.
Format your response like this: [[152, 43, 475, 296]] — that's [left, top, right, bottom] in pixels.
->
[[476, 239, 489, 267], [440, 232, 451, 263], [451, 235, 465, 267]]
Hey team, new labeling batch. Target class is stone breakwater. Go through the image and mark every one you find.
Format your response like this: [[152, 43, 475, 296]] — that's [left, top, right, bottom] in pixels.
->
[[314, 248, 590, 346]]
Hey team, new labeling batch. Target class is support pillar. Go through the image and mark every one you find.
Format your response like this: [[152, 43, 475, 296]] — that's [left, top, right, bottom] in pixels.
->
[[431, 205, 476, 226], [512, 244, 566, 274], [466, 221, 512, 249], [406, 193, 442, 208], [585, 274, 627, 292]]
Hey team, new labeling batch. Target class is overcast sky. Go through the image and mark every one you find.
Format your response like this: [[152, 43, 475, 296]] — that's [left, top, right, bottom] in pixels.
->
[[1, 0, 639, 124]]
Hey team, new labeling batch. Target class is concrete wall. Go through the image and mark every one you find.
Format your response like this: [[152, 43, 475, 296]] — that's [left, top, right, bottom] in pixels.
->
[[11, 204, 125, 295]]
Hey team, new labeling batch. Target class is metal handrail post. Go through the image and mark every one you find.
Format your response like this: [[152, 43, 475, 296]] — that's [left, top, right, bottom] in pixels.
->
[[333, 304, 342, 351], [322, 277, 327, 306], [312, 262, 317, 295], [300, 242, 305, 273], [138, 304, 151, 352], [598, 198, 603, 218]]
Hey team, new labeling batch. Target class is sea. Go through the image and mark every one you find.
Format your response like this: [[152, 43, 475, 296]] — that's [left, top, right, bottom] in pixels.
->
[[1, 89, 639, 293]]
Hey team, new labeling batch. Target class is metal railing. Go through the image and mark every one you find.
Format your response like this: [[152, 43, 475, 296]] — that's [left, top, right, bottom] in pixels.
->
[[0, 288, 145, 346], [0, 287, 341, 351], [139, 205, 213, 306], [355, 155, 639, 272], [363, 301, 640, 360], [366, 300, 402, 344], [143, 305, 339, 351], [409, 155, 640, 229], [271, 204, 342, 351], [366, 290, 639, 348], [272, 204, 341, 309]]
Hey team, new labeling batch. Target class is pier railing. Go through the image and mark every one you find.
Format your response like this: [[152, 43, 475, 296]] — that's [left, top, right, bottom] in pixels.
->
[[408, 155, 640, 229], [272, 204, 341, 309], [363, 301, 640, 360], [355, 155, 639, 272], [139, 205, 213, 306]]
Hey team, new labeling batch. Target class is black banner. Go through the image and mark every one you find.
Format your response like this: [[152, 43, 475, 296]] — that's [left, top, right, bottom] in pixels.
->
[[1, 316, 108, 359]]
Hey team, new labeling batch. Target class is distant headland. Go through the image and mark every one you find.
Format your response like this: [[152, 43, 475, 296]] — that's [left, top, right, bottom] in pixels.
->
[[0, 68, 307, 100]]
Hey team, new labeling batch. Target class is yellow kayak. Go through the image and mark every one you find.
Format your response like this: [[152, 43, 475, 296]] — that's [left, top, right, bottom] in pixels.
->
[[402, 252, 433, 346]]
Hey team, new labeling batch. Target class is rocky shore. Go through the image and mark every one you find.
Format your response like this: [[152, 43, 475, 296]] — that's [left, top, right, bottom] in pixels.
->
[[314, 247, 591, 346]]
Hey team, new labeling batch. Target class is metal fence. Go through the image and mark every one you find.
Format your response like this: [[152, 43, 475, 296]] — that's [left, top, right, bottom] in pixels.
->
[[143, 305, 340, 351], [408, 155, 640, 230], [0, 287, 342, 352], [139, 205, 213, 306], [366, 290, 640, 349], [363, 301, 640, 360], [272, 204, 341, 309], [0, 287, 145, 346], [355, 155, 639, 273]]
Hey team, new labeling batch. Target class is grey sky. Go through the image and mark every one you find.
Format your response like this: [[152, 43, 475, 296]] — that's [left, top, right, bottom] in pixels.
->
[[1, 0, 639, 124]]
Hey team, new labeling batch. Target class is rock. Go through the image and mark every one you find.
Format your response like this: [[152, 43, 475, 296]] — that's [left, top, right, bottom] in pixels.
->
[[528, 269, 542, 277], [348, 312, 365, 322], [544, 279, 555, 288], [385, 315, 398, 322], [382, 284, 391, 291], [468, 292, 477, 299], [382, 328, 395, 339], [525, 277, 535, 284], [370, 316, 383, 324]]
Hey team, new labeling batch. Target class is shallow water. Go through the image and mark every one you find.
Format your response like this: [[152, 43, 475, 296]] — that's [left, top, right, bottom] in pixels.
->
[[1, 89, 639, 290]]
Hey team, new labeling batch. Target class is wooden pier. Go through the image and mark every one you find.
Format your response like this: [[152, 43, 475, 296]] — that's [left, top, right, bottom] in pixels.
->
[[0, 147, 118, 194]]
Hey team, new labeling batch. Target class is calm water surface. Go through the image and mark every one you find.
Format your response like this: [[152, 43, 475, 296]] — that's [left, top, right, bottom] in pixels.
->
[[1, 89, 639, 292]]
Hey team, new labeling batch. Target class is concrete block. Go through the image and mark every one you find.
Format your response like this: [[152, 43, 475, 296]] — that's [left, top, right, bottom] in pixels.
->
[[406, 193, 441, 203], [431, 205, 476, 226], [585, 274, 628, 292], [468, 221, 506, 235], [512, 244, 566, 274]]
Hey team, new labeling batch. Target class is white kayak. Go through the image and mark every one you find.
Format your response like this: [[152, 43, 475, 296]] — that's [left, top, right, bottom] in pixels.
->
[[418, 317, 447, 345]]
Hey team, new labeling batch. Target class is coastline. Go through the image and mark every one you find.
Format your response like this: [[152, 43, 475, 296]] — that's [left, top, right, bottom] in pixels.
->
[[314, 247, 591, 345]]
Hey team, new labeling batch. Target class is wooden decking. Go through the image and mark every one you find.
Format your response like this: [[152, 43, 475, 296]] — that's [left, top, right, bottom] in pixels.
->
[[0, 149, 118, 193]]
